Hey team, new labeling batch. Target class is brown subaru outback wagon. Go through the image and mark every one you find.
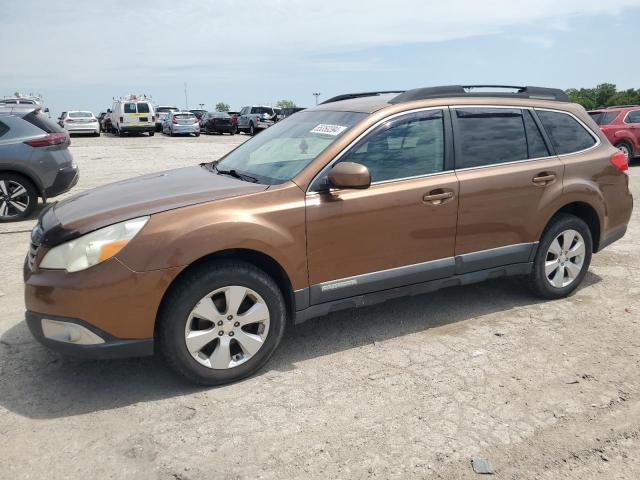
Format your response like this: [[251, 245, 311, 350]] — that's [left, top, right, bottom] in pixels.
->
[[24, 85, 633, 385]]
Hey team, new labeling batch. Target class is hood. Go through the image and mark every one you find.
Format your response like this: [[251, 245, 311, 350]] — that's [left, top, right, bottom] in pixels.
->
[[39, 165, 267, 246]]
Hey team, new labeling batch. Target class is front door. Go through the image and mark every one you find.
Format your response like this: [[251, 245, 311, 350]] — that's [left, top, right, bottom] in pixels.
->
[[306, 108, 459, 305]]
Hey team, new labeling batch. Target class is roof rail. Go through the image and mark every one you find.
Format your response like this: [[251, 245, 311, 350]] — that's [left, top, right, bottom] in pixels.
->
[[320, 91, 404, 105], [598, 104, 640, 109], [389, 85, 570, 104]]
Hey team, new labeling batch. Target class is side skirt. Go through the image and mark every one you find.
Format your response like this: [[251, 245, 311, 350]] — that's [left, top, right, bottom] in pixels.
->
[[294, 262, 532, 325]]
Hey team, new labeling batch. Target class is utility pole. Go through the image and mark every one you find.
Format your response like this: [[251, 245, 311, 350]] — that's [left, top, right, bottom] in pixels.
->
[[313, 92, 321, 105], [184, 82, 189, 110]]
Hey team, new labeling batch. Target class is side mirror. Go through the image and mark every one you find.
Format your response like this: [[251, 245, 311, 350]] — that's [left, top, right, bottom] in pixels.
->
[[107, 109, 112, 113], [327, 162, 371, 190], [44, 107, 50, 113]]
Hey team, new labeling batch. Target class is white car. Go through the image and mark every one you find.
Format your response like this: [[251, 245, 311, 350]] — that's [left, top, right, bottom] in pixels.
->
[[61, 111, 100, 136]]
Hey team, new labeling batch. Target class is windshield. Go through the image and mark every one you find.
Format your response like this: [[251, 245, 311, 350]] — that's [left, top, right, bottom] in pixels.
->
[[216, 110, 366, 184], [588, 111, 617, 125]]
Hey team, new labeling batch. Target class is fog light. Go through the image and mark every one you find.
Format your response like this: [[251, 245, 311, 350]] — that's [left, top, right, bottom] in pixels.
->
[[41, 319, 105, 345]]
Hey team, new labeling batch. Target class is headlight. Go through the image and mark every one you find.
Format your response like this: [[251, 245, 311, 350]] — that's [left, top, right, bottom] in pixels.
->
[[39, 216, 149, 272]]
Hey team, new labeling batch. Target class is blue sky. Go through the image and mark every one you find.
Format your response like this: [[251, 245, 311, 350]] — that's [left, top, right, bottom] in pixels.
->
[[1, 0, 639, 116]]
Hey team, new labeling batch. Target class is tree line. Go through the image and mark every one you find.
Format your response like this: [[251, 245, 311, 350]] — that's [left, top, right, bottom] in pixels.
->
[[566, 84, 640, 110]]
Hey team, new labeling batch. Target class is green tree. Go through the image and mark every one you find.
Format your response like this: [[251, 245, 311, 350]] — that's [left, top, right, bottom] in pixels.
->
[[215, 102, 230, 112], [276, 99, 296, 108], [565, 84, 640, 109]]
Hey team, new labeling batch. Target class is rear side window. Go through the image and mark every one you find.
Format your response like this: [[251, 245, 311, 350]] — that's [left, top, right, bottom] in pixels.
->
[[23, 110, 64, 133], [344, 109, 445, 182], [626, 110, 640, 124], [537, 110, 596, 155], [124, 103, 137, 114], [0, 120, 9, 137], [454, 108, 528, 168], [589, 111, 618, 125]]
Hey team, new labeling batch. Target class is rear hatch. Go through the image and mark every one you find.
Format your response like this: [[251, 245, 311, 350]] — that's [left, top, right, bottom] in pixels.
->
[[122, 102, 154, 125], [175, 113, 197, 125]]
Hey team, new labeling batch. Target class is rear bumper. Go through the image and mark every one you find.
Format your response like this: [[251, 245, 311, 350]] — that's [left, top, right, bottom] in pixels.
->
[[64, 122, 100, 133], [26, 311, 153, 359], [44, 165, 79, 198], [598, 225, 628, 252], [120, 124, 155, 133], [171, 125, 199, 134]]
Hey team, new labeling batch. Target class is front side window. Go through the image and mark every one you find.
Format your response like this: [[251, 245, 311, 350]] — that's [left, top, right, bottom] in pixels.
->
[[216, 110, 366, 184], [341, 110, 445, 182], [626, 110, 640, 124], [454, 108, 528, 168], [537, 110, 596, 155]]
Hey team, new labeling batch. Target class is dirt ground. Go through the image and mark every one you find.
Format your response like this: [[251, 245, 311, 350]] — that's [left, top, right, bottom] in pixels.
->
[[1, 133, 639, 479]]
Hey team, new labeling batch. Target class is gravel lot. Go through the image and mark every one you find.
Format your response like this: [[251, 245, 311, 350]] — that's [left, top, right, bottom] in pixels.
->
[[1, 133, 639, 479]]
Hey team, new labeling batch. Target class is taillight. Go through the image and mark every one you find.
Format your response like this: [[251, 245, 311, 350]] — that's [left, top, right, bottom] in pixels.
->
[[172, 117, 178, 124], [64, 118, 74, 123], [24, 133, 67, 147], [610, 150, 629, 173], [119, 116, 124, 123], [152, 115, 155, 122], [193, 117, 199, 124], [255, 115, 260, 123]]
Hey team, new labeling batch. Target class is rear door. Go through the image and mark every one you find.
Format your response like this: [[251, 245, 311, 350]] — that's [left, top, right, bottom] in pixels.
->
[[452, 106, 563, 271], [306, 108, 459, 304]]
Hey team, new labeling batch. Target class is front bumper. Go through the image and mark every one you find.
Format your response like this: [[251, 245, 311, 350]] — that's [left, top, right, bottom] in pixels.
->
[[26, 311, 153, 359], [45, 165, 79, 198], [24, 256, 182, 340]]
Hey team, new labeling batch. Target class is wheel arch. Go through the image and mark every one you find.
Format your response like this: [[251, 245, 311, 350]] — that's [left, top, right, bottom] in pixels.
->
[[544, 201, 601, 252], [0, 167, 45, 200], [155, 248, 296, 337]]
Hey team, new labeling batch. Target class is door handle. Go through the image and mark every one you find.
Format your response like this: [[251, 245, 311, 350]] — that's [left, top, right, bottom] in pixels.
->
[[423, 191, 454, 204], [532, 173, 556, 186]]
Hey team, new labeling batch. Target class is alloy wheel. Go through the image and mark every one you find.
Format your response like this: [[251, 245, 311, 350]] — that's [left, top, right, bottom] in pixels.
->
[[184, 285, 270, 369], [618, 144, 631, 159], [544, 229, 586, 288], [0, 179, 30, 219]]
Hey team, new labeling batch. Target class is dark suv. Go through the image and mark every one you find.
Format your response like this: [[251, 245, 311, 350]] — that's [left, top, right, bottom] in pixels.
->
[[24, 86, 632, 385], [0, 106, 78, 221]]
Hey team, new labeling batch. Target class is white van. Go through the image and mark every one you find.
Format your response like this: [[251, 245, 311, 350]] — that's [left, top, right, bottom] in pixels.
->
[[109, 95, 155, 136]]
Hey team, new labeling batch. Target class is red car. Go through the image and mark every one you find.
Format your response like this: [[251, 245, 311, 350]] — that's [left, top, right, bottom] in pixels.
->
[[588, 106, 640, 159]]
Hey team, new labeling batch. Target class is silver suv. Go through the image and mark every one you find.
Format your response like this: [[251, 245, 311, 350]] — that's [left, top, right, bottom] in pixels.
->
[[0, 106, 78, 221], [237, 105, 276, 135]]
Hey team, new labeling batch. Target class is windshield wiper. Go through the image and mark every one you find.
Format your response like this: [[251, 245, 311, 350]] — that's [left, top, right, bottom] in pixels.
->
[[212, 162, 259, 183]]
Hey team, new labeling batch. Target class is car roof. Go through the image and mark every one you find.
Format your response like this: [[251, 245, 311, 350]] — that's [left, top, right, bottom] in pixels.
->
[[0, 105, 39, 116], [589, 105, 640, 112]]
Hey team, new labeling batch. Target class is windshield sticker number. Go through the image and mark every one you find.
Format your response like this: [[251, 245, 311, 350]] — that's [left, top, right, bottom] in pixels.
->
[[310, 124, 347, 136]]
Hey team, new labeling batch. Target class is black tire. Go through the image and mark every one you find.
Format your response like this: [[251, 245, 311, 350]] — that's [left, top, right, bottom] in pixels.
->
[[169, 130, 174, 137], [249, 123, 255, 136], [117, 128, 125, 137], [195, 132, 200, 137], [149, 131, 155, 137], [616, 142, 633, 160], [529, 213, 592, 299], [0, 173, 38, 222], [94, 131, 100, 137], [157, 260, 287, 385]]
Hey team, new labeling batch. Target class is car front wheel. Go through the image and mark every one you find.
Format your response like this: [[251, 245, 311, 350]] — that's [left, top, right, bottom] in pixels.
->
[[158, 260, 287, 385]]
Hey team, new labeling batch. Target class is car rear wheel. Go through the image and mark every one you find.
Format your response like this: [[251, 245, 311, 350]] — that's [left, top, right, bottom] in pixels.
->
[[0, 174, 38, 222], [529, 214, 592, 299], [158, 260, 287, 385], [249, 123, 255, 136], [149, 131, 155, 137]]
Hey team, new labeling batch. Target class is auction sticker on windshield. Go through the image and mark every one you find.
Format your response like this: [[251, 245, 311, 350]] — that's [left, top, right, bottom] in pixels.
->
[[310, 124, 348, 136]]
